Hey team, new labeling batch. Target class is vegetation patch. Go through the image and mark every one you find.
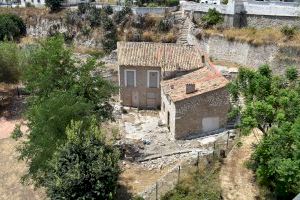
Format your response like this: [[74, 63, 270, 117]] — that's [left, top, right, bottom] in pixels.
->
[[162, 161, 222, 200], [202, 27, 300, 46], [229, 65, 300, 198]]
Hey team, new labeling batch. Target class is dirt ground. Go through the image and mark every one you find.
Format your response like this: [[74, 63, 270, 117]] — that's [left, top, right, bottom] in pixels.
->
[[220, 130, 262, 200], [0, 138, 46, 200], [0, 89, 45, 200]]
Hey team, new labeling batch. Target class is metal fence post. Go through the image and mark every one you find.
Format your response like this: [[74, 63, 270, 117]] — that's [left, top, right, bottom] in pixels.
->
[[226, 131, 230, 149], [197, 152, 200, 168], [156, 181, 158, 200], [177, 165, 181, 184]]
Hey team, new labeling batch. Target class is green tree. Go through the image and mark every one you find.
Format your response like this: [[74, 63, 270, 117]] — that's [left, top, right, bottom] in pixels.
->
[[102, 17, 118, 53], [0, 41, 22, 83], [0, 14, 26, 41], [19, 36, 117, 186], [229, 65, 300, 198], [285, 66, 298, 82], [201, 8, 223, 28], [252, 120, 300, 198], [45, 0, 63, 12], [45, 119, 120, 199]]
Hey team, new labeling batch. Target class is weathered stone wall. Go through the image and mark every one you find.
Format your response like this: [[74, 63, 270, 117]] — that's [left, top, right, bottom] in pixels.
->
[[198, 35, 277, 69], [244, 14, 300, 28], [119, 65, 161, 108], [173, 87, 230, 139], [196, 35, 300, 74]]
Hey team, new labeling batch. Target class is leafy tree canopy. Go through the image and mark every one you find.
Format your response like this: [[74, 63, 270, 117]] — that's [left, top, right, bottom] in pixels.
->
[[19, 36, 117, 186], [229, 65, 300, 198], [201, 8, 223, 28], [45, 119, 120, 199]]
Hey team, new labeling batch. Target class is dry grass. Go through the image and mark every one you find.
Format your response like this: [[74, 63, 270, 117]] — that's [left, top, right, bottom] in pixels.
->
[[0, 7, 66, 26], [204, 28, 300, 46]]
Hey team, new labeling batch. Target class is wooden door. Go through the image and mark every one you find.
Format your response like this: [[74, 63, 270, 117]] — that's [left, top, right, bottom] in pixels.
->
[[132, 91, 139, 107]]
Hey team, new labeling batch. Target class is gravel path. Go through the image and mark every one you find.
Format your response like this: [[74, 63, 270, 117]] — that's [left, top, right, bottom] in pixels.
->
[[220, 131, 261, 200]]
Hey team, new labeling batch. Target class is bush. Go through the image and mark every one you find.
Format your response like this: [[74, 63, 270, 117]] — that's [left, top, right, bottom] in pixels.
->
[[142, 31, 156, 42], [157, 18, 171, 32], [89, 7, 104, 28], [285, 66, 298, 82], [281, 25, 297, 39], [201, 8, 223, 28], [0, 14, 26, 41], [25, 2, 34, 7], [45, 0, 63, 12], [113, 6, 132, 24], [78, 3, 91, 14], [166, 0, 179, 6], [103, 5, 113, 15], [0, 42, 22, 83], [45, 119, 121, 199], [161, 32, 176, 43], [11, 124, 23, 140]]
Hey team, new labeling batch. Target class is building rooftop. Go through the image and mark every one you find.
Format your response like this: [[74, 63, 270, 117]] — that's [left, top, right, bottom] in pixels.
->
[[117, 42, 205, 71], [161, 67, 229, 102]]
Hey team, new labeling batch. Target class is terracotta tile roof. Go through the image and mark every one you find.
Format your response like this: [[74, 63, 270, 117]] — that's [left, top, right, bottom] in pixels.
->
[[161, 67, 229, 102], [117, 42, 205, 71]]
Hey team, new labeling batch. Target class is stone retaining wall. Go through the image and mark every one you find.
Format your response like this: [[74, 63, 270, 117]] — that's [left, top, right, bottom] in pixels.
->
[[196, 35, 300, 74]]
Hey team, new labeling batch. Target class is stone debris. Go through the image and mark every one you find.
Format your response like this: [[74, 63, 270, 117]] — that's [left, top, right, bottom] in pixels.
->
[[119, 109, 236, 170]]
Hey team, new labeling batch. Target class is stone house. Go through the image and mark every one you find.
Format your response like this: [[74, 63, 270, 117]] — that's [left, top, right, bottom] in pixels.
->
[[118, 41, 230, 139], [160, 67, 230, 139], [117, 42, 207, 109]]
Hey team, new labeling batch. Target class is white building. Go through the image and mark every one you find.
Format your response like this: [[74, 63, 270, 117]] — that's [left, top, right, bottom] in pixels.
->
[[20, 0, 45, 7]]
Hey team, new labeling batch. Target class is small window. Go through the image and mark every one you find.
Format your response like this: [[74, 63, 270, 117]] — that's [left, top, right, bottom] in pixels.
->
[[125, 70, 136, 87], [37, 0, 40, 3], [201, 55, 205, 64], [147, 70, 159, 88]]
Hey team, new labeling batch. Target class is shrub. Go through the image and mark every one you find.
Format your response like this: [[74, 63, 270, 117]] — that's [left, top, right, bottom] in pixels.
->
[[113, 6, 132, 24], [25, 2, 34, 7], [78, 2, 91, 14], [157, 18, 171, 32], [103, 5, 113, 15], [161, 32, 176, 43], [201, 8, 223, 28], [11, 124, 23, 140], [142, 31, 155, 42], [281, 25, 297, 39], [45, 0, 63, 12], [126, 30, 142, 42], [88, 7, 102, 27], [102, 17, 115, 31], [81, 26, 91, 36], [45, 120, 121, 199], [166, 0, 179, 6], [222, 0, 228, 4], [144, 14, 160, 27], [285, 66, 298, 82], [0, 14, 26, 41], [0, 42, 22, 83]]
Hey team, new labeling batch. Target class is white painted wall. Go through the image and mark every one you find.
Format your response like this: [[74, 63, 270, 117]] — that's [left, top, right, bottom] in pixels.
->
[[181, 0, 300, 17], [20, 0, 45, 7]]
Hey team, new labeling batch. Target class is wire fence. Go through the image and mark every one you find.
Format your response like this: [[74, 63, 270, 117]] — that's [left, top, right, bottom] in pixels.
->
[[139, 130, 238, 200]]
